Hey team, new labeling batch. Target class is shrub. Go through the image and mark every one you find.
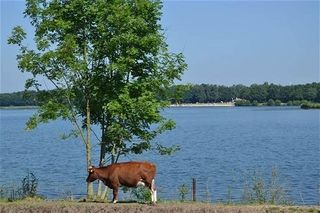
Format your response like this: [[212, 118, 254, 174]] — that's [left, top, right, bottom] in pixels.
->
[[131, 186, 151, 203], [252, 100, 259, 106], [242, 168, 290, 204], [267, 99, 275, 106], [21, 172, 38, 198], [274, 100, 281, 106], [301, 102, 320, 109], [235, 100, 252, 106], [178, 184, 189, 201], [0, 172, 41, 201]]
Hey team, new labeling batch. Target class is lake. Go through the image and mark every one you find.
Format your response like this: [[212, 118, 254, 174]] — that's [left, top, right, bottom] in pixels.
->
[[0, 107, 319, 204]]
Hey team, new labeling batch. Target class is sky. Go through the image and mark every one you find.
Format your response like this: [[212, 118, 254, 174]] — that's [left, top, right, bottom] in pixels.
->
[[1, 0, 319, 93]]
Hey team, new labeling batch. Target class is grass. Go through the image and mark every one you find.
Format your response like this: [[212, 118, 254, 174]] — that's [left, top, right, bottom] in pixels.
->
[[0, 200, 319, 213]]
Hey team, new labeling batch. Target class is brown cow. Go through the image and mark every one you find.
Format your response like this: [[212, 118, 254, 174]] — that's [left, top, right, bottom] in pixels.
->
[[86, 161, 157, 203]]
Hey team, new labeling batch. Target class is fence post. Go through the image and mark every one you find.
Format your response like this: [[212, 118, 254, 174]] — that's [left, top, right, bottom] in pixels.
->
[[192, 178, 196, 202]]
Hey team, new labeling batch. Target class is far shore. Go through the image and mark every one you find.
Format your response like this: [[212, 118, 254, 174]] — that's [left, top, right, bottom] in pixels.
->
[[0, 106, 38, 109], [170, 102, 235, 107], [0, 103, 236, 109]]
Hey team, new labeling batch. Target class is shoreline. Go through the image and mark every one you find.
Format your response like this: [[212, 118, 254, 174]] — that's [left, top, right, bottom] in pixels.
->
[[0, 106, 38, 109], [170, 103, 235, 107]]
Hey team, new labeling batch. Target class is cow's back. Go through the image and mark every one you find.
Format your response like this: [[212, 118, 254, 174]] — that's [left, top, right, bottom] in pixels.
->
[[110, 161, 156, 187]]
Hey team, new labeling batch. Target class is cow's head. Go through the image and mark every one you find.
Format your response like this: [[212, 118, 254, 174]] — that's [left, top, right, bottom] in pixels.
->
[[86, 166, 98, 182]]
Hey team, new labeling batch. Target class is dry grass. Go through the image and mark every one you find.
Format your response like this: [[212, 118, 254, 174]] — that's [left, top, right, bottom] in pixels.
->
[[0, 200, 319, 213]]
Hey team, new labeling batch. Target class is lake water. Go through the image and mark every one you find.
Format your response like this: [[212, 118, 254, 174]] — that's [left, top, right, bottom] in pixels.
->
[[0, 107, 319, 204]]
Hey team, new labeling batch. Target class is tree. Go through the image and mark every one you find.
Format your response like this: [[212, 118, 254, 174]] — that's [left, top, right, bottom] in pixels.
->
[[170, 84, 192, 104], [207, 85, 219, 102], [268, 84, 281, 101], [9, 0, 186, 201], [303, 85, 317, 101], [217, 85, 233, 102], [249, 84, 268, 102], [267, 99, 275, 106], [274, 100, 281, 106]]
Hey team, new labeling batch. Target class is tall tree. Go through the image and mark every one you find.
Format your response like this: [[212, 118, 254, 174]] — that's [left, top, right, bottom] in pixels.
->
[[86, 0, 187, 187], [9, 0, 186, 200]]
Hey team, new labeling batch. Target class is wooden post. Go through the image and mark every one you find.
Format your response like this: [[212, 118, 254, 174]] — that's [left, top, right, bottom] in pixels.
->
[[192, 178, 196, 202]]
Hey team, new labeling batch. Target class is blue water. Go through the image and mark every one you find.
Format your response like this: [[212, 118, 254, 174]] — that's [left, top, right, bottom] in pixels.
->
[[0, 107, 319, 204]]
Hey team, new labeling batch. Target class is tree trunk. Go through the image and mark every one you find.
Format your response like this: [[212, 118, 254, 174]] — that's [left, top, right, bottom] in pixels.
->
[[111, 143, 116, 164], [86, 98, 94, 201], [97, 126, 107, 201]]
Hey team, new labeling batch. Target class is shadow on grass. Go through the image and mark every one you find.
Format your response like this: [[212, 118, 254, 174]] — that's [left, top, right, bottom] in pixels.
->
[[80, 199, 155, 205]]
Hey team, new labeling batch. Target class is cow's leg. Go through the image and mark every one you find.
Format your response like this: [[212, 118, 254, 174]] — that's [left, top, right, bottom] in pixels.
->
[[145, 179, 154, 203], [146, 178, 157, 204], [150, 188, 154, 203], [112, 187, 119, 204], [151, 179, 157, 203]]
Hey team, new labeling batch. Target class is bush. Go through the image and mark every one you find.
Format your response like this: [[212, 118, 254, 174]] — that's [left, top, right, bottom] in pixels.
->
[[267, 99, 275, 106], [242, 168, 290, 204], [178, 184, 189, 201], [301, 102, 320, 109], [252, 100, 259, 106], [274, 100, 281, 106], [0, 172, 41, 201], [0, 184, 22, 202], [22, 172, 38, 198], [131, 186, 151, 203], [235, 100, 252, 106], [292, 100, 302, 106]]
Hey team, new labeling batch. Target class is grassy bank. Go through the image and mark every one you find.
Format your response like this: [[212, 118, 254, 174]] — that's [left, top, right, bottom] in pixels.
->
[[0, 200, 319, 213]]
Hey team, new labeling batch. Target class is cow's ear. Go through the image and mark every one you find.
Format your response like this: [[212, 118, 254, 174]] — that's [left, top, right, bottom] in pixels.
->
[[88, 166, 95, 173]]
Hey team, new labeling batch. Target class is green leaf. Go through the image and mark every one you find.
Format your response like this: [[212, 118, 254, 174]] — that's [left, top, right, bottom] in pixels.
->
[[8, 26, 26, 45]]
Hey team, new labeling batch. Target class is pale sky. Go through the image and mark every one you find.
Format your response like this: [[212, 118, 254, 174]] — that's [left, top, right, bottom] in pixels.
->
[[1, 0, 319, 93]]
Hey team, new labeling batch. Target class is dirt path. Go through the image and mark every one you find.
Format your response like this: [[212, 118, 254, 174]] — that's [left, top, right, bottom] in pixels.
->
[[0, 201, 319, 213]]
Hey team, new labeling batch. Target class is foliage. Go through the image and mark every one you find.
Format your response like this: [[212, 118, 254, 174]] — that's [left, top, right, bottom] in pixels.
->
[[169, 84, 192, 104], [178, 184, 189, 202], [0, 172, 42, 201], [267, 99, 275, 106], [21, 172, 38, 198], [0, 184, 22, 202], [131, 186, 151, 203], [242, 168, 290, 204], [274, 100, 282, 106], [169, 82, 320, 104], [0, 91, 38, 106], [235, 99, 252, 106], [251, 100, 259, 106], [2, 82, 320, 107], [8, 0, 186, 200], [155, 144, 181, 155], [8, 3, 101, 199], [301, 102, 320, 109]]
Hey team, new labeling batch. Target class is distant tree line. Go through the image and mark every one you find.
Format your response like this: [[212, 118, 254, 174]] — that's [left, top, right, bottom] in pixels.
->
[[169, 82, 320, 104], [1, 82, 319, 106], [0, 91, 38, 106]]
